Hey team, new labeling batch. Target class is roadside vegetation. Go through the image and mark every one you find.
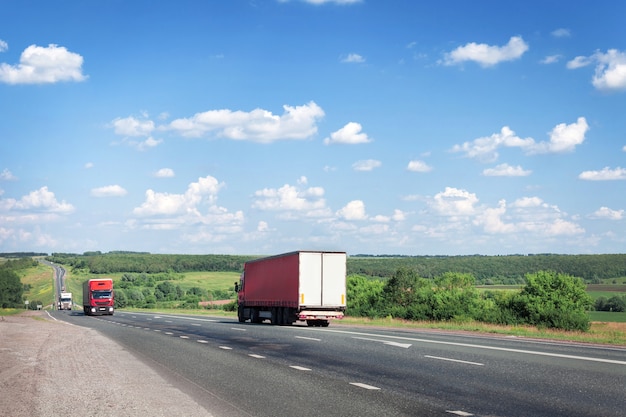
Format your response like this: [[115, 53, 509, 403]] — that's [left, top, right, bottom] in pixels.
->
[[2, 252, 626, 344]]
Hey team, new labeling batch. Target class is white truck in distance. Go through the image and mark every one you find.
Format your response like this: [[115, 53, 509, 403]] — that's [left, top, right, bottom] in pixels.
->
[[58, 292, 72, 310]]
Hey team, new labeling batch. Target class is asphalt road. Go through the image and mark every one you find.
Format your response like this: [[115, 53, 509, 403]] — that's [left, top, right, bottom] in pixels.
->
[[54, 310, 626, 417]]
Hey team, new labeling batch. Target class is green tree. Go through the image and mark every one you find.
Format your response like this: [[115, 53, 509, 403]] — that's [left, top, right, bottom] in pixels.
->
[[510, 271, 592, 331], [0, 269, 23, 308], [346, 275, 384, 317]]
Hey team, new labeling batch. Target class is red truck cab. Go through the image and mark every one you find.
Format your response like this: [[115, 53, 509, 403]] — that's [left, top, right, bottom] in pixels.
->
[[83, 279, 114, 315]]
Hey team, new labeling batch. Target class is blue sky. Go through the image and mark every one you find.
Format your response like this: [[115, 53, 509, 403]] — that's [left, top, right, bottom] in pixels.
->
[[1, 0, 625, 256]]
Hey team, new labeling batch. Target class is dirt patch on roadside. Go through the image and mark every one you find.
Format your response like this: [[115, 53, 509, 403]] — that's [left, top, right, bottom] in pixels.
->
[[0, 310, 214, 416]]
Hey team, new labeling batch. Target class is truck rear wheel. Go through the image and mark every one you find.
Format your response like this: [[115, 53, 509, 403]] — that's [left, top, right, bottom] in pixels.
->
[[250, 308, 261, 324]]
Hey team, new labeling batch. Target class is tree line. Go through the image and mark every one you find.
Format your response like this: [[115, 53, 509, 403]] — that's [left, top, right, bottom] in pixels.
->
[[47, 252, 626, 283]]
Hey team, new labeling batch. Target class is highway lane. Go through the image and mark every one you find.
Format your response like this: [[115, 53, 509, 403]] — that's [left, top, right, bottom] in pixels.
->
[[54, 310, 626, 417]]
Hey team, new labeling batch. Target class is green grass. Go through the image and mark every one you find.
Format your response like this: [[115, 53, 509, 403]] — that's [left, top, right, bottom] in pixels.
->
[[20, 263, 56, 308], [588, 311, 626, 323]]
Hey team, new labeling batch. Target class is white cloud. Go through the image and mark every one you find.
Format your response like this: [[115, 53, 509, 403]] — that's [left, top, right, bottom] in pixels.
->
[[579, 167, 626, 180], [130, 176, 244, 236], [568, 49, 626, 92], [91, 185, 128, 198], [566, 55, 593, 69], [0, 44, 87, 84], [392, 209, 407, 221], [429, 187, 478, 216], [592, 49, 626, 91], [591, 207, 624, 220], [482, 163, 531, 177], [442, 36, 529, 67], [0, 40, 7, 52], [451, 126, 534, 163], [324, 122, 372, 145], [336, 200, 367, 220], [134, 136, 163, 151], [551, 28, 571, 38], [341, 53, 365, 63], [111, 116, 155, 137], [0, 168, 17, 181], [352, 159, 381, 172], [166, 101, 324, 143], [257, 221, 270, 232], [0, 186, 74, 214], [530, 117, 589, 154], [452, 118, 588, 162], [469, 195, 584, 236], [252, 180, 329, 217], [84, 162, 94, 169], [541, 55, 561, 64], [154, 168, 175, 178], [134, 176, 224, 216], [407, 160, 432, 172]]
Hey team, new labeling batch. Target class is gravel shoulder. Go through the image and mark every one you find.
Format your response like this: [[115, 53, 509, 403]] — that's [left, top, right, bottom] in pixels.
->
[[0, 310, 214, 417]]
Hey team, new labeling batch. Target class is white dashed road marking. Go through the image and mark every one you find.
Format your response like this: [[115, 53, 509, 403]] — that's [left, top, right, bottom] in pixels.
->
[[350, 382, 380, 390]]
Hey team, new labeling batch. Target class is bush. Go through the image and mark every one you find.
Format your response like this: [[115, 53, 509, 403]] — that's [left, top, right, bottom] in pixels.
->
[[510, 271, 592, 331]]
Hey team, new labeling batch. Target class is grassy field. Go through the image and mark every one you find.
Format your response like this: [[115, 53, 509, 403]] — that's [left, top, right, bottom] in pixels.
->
[[18, 263, 55, 308]]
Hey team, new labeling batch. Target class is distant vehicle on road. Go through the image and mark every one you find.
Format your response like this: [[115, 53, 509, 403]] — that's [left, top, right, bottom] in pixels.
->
[[58, 292, 72, 310]]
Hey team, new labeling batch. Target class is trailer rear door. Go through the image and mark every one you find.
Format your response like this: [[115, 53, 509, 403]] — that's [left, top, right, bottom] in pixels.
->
[[299, 252, 346, 307]]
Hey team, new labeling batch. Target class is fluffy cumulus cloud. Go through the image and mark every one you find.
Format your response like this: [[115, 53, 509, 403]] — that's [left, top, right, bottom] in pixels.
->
[[531, 117, 589, 154], [336, 200, 367, 220], [111, 116, 156, 137], [452, 118, 588, 162], [166, 101, 324, 143], [483, 163, 531, 177], [407, 160, 432, 172], [252, 179, 330, 219], [416, 188, 585, 243], [0, 187, 74, 247], [590, 207, 624, 220], [579, 167, 626, 180], [429, 187, 479, 217], [442, 36, 529, 67], [154, 168, 175, 178], [567, 49, 626, 92], [132, 176, 243, 234], [324, 122, 372, 145], [0, 186, 74, 214], [0, 43, 87, 84], [451, 126, 534, 163]]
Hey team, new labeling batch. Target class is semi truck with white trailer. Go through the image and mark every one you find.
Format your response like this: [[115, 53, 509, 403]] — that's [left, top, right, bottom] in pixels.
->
[[58, 292, 72, 310], [236, 251, 347, 327]]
